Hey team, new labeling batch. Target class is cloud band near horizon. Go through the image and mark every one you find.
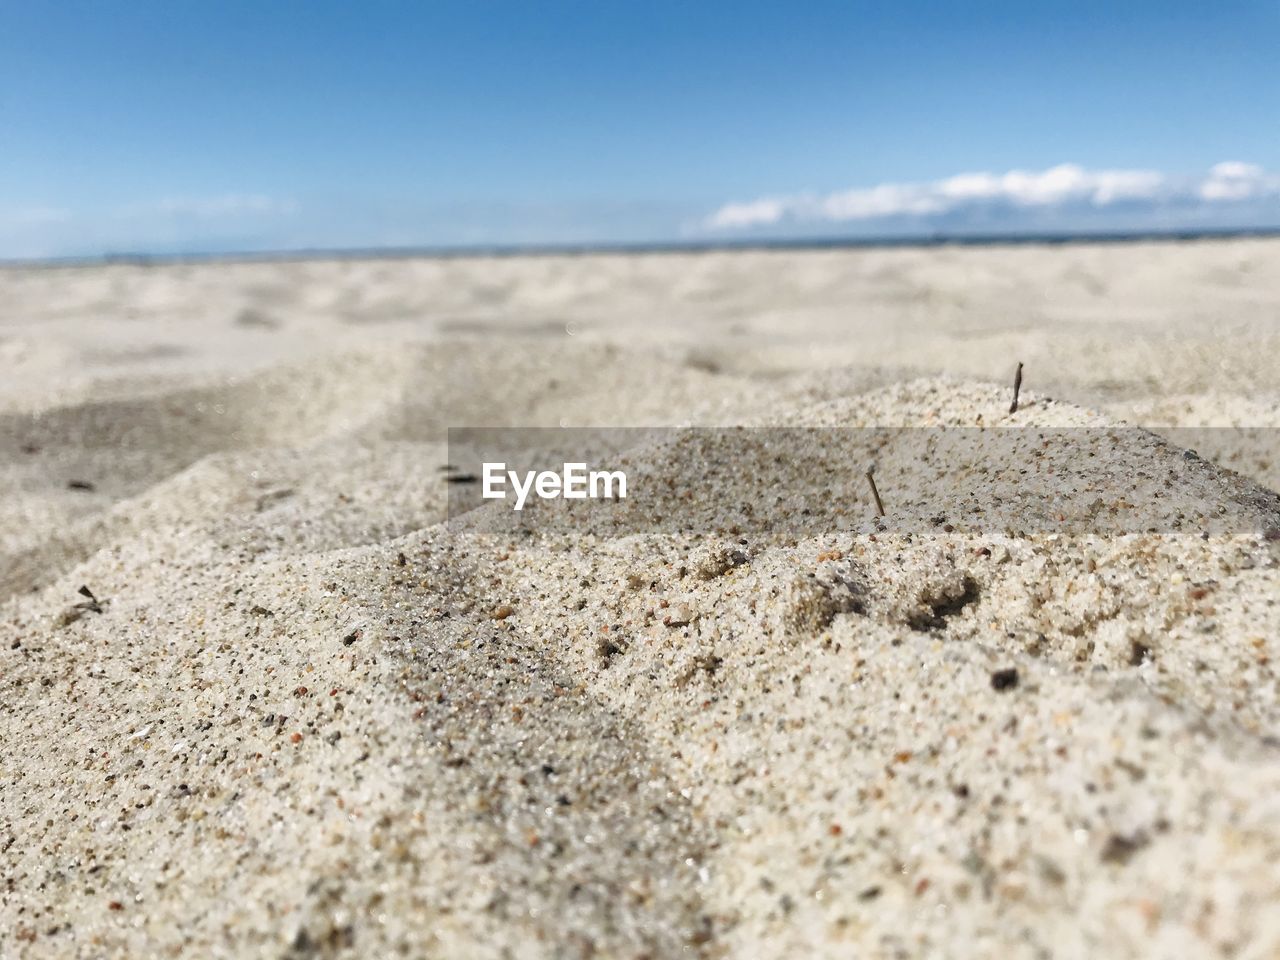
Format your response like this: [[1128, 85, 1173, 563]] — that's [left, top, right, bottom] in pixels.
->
[[704, 162, 1280, 231]]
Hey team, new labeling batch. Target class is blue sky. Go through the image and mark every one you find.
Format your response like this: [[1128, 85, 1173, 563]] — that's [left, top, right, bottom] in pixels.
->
[[2, 0, 1278, 257]]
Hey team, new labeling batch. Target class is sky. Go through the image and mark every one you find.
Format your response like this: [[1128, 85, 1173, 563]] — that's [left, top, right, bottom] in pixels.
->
[[2, 0, 1278, 258]]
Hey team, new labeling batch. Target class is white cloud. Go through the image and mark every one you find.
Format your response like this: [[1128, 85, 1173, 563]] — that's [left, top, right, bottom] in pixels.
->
[[706, 197, 797, 230], [1198, 162, 1273, 201], [705, 162, 1280, 231], [822, 183, 947, 219]]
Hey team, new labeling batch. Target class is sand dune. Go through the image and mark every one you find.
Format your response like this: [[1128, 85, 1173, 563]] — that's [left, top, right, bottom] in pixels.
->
[[2, 240, 1279, 958]]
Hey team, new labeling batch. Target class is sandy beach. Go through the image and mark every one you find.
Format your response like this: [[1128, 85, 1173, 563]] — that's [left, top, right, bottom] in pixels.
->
[[3, 237, 1279, 958]]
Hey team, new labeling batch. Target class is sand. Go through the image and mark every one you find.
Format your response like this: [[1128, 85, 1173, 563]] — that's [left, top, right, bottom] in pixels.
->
[[2, 238, 1279, 958]]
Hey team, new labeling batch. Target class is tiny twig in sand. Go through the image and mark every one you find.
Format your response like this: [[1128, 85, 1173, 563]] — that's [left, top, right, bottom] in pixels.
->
[[866, 470, 885, 518], [1009, 361, 1024, 414], [77, 585, 103, 613], [56, 585, 105, 627]]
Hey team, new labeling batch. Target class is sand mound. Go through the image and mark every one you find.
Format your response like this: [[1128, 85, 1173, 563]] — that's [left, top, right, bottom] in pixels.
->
[[3, 244, 1280, 958]]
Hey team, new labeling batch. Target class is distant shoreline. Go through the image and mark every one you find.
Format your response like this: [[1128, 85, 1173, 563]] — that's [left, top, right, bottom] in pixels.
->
[[5, 225, 1280, 270]]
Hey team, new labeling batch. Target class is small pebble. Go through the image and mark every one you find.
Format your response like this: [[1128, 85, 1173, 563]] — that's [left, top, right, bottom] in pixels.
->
[[990, 668, 1019, 691]]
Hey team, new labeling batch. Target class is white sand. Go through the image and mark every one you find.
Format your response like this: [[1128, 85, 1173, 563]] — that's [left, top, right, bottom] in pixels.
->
[[2, 239, 1279, 958]]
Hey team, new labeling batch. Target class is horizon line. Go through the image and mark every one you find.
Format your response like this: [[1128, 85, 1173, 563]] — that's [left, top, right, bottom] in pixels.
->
[[5, 224, 1280, 271]]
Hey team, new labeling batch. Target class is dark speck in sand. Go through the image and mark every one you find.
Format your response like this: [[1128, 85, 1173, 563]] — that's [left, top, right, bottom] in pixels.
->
[[990, 668, 1019, 691], [1100, 832, 1149, 865], [342, 629, 363, 646], [67, 479, 96, 491], [446, 473, 479, 485]]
